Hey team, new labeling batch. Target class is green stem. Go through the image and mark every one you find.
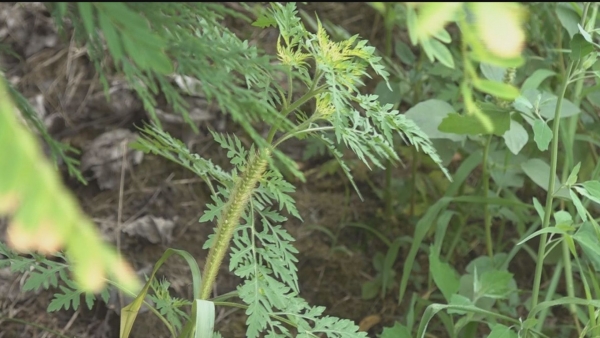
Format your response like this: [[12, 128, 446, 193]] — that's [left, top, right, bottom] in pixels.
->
[[482, 135, 493, 258], [530, 62, 573, 309], [199, 148, 271, 299], [384, 162, 393, 219]]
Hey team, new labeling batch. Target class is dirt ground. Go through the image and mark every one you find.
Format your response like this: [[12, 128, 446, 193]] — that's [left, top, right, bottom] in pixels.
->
[[0, 2, 414, 338]]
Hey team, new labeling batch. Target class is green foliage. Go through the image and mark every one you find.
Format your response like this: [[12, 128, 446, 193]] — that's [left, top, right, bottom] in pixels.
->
[[9, 1, 600, 338], [128, 2, 449, 337], [0, 76, 139, 294], [0, 242, 110, 313]]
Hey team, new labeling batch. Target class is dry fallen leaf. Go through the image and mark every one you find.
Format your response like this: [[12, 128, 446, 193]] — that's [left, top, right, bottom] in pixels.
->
[[358, 314, 381, 332], [122, 215, 176, 245], [80, 129, 143, 190]]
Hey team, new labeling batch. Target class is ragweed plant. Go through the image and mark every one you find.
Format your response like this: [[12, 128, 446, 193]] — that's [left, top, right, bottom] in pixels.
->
[[131, 3, 449, 337], [1, 2, 447, 337]]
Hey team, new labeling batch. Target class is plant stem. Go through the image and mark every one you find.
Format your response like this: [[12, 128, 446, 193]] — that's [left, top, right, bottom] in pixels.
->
[[482, 134, 493, 257], [199, 148, 271, 299], [530, 62, 573, 309]]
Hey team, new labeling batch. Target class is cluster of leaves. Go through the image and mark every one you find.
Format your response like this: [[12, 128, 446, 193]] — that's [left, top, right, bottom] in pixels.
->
[[133, 2, 452, 337], [351, 2, 600, 338], [0, 242, 109, 312]]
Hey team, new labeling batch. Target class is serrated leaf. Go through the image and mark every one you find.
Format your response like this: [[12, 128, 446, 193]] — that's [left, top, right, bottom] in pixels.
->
[[532, 119, 552, 151], [253, 14, 277, 28]]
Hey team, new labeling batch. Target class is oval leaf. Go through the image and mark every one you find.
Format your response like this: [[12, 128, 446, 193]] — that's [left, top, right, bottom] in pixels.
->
[[473, 79, 520, 100]]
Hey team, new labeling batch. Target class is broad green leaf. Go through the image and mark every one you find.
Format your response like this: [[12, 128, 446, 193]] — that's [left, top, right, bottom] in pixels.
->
[[375, 81, 399, 106], [532, 120, 552, 151], [429, 247, 460, 302], [395, 40, 416, 65], [524, 90, 581, 120], [477, 270, 514, 299], [438, 104, 510, 136], [521, 69, 556, 91], [521, 158, 560, 193], [502, 119, 528, 155], [420, 38, 435, 63], [430, 39, 454, 69], [556, 3, 580, 38], [193, 300, 215, 338], [433, 28, 452, 44], [380, 322, 411, 338], [570, 33, 595, 61], [580, 181, 600, 204], [578, 23, 593, 43], [480, 63, 506, 82], [405, 99, 464, 141], [406, 7, 418, 45], [473, 79, 520, 100], [361, 280, 380, 300], [487, 323, 518, 338], [553, 210, 573, 226], [573, 222, 600, 272]]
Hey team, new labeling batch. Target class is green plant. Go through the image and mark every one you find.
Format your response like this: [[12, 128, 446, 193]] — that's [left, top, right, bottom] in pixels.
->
[[368, 2, 600, 338], [2, 2, 449, 337]]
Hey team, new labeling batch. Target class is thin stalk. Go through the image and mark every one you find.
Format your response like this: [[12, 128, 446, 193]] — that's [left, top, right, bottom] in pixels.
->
[[555, 4, 594, 333], [482, 135, 493, 257], [531, 62, 573, 308], [562, 237, 582, 335], [534, 259, 564, 332]]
